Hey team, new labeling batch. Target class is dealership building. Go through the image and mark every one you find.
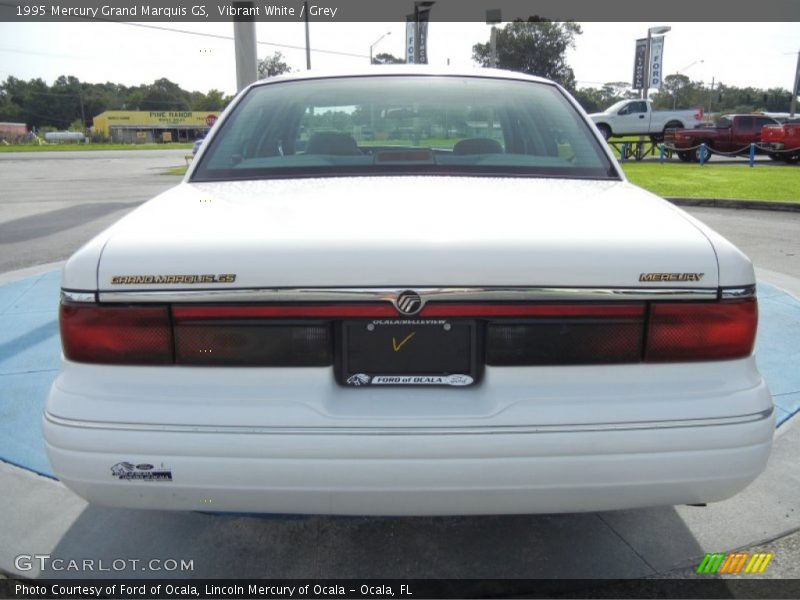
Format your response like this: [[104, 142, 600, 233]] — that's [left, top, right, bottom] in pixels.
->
[[92, 111, 219, 143]]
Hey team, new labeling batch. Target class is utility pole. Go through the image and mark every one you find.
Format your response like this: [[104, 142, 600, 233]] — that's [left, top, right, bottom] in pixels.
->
[[304, 1, 311, 69], [78, 90, 85, 126], [486, 9, 501, 68], [490, 27, 498, 67], [791, 49, 799, 117], [233, 1, 257, 91], [708, 76, 715, 115]]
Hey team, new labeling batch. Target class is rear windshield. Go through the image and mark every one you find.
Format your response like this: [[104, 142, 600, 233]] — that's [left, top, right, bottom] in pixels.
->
[[192, 75, 618, 182]]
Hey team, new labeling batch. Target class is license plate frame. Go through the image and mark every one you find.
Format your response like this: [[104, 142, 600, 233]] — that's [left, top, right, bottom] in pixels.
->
[[336, 319, 481, 387]]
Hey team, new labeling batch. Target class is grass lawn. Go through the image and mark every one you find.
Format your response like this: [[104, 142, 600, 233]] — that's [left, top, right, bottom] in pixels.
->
[[0, 143, 193, 153], [163, 166, 188, 176], [622, 162, 800, 202]]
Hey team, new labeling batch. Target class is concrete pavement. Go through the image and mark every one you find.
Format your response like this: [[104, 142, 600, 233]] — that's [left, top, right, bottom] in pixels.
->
[[0, 150, 183, 273]]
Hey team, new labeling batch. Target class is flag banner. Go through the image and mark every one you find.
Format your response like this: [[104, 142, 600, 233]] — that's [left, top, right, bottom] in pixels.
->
[[405, 15, 415, 63], [649, 35, 665, 89], [632, 38, 646, 90], [415, 2, 435, 64]]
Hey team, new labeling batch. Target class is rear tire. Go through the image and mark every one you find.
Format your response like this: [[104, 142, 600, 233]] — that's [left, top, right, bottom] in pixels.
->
[[662, 121, 683, 142], [768, 153, 782, 161], [596, 124, 611, 140]]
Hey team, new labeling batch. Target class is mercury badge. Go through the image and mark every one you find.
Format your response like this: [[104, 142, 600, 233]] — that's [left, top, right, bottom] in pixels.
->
[[639, 273, 704, 282], [395, 290, 423, 316]]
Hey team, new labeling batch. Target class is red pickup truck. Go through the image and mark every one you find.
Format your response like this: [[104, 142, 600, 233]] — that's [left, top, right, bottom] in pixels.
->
[[665, 114, 780, 162], [760, 121, 800, 164]]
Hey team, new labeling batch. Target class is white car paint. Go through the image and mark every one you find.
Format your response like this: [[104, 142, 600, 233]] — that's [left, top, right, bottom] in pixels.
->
[[45, 67, 773, 515], [82, 177, 721, 290]]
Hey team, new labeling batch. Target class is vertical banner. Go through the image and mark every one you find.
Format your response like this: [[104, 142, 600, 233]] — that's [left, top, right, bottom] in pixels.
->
[[632, 38, 646, 90], [405, 15, 415, 63], [415, 2, 434, 64], [649, 36, 665, 89]]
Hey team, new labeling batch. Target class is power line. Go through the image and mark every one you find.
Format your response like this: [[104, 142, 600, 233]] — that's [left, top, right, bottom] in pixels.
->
[[115, 21, 369, 59]]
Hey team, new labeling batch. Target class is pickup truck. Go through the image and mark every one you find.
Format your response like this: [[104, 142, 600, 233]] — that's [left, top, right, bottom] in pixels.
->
[[666, 114, 781, 162], [589, 99, 702, 141], [760, 120, 800, 163]]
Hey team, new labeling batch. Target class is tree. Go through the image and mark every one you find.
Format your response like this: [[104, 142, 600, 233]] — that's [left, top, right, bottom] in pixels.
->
[[258, 51, 292, 79], [657, 74, 692, 109], [190, 89, 230, 111], [130, 78, 191, 111], [372, 52, 405, 65], [472, 18, 582, 90]]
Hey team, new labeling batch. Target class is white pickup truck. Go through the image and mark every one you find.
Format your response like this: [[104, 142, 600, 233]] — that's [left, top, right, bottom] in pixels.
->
[[589, 99, 702, 141]]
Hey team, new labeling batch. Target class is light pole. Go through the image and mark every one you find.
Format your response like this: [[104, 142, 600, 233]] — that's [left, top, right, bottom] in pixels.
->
[[369, 31, 391, 64], [641, 25, 671, 100], [672, 59, 703, 109]]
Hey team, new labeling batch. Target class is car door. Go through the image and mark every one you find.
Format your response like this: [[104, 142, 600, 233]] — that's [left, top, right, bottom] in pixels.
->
[[614, 101, 650, 135], [730, 116, 755, 151]]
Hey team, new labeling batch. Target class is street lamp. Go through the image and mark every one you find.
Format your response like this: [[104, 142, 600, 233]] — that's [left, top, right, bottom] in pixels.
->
[[642, 25, 671, 100], [369, 31, 392, 64], [672, 59, 703, 109]]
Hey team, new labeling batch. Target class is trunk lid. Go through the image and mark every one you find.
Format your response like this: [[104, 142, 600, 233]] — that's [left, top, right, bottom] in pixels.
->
[[95, 177, 719, 290]]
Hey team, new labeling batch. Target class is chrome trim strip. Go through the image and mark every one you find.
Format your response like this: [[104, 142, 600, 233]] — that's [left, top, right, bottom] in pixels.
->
[[44, 408, 772, 436], [721, 285, 757, 299], [61, 290, 96, 303], [96, 286, 719, 304]]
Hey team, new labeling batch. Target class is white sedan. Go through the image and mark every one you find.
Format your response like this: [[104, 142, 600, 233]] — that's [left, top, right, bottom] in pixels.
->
[[44, 67, 773, 515]]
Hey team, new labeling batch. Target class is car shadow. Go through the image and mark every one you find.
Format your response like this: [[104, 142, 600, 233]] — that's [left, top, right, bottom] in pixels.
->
[[0, 203, 139, 245], [40, 504, 710, 579]]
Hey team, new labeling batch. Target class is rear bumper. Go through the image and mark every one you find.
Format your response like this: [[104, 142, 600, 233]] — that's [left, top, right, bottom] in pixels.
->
[[43, 409, 774, 515]]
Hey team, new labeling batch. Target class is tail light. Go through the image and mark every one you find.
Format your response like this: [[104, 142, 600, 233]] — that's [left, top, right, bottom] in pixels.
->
[[173, 322, 331, 366], [476, 304, 646, 366], [645, 299, 757, 362], [60, 303, 172, 364], [59, 298, 757, 366]]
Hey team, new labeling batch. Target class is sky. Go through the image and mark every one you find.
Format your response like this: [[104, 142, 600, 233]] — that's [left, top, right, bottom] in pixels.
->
[[0, 21, 798, 101]]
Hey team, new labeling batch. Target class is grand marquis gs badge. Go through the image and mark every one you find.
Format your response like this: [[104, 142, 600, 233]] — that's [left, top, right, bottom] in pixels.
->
[[111, 274, 236, 284]]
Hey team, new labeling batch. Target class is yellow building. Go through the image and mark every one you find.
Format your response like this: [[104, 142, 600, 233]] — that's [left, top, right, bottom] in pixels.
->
[[92, 111, 220, 143]]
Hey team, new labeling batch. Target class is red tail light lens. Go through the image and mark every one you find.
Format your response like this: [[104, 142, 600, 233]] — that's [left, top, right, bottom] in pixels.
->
[[60, 303, 172, 364], [645, 298, 757, 362]]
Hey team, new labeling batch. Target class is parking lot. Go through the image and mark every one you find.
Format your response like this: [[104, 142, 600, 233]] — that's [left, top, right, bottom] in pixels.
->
[[1, 149, 799, 581]]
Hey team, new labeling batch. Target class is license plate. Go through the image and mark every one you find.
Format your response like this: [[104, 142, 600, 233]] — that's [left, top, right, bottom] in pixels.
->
[[337, 319, 479, 387]]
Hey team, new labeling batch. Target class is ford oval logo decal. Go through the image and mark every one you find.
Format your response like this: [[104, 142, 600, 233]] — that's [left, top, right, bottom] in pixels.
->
[[396, 290, 423, 316]]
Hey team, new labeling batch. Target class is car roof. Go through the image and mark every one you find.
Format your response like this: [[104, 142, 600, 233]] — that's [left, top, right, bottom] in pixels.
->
[[247, 65, 555, 89]]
